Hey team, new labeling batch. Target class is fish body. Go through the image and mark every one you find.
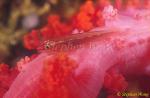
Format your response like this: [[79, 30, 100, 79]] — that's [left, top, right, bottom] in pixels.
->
[[37, 28, 116, 53]]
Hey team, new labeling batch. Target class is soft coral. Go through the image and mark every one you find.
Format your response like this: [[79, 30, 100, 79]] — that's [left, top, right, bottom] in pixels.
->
[[0, 64, 18, 97]]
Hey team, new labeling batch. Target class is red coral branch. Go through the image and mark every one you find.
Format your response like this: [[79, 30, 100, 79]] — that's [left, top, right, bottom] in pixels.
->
[[0, 64, 19, 97]]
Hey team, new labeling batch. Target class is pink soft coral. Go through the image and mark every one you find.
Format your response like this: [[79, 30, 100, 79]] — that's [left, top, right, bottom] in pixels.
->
[[3, 0, 150, 98], [5, 28, 150, 98]]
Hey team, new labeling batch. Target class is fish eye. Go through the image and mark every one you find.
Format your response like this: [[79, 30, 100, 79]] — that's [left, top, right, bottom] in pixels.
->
[[44, 41, 56, 50], [45, 44, 51, 49]]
